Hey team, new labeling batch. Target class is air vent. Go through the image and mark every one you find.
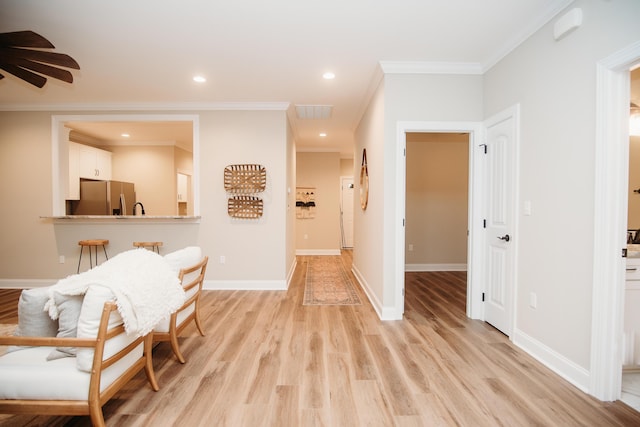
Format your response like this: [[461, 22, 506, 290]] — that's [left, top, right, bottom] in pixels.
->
[[295, 105, 333, 120]]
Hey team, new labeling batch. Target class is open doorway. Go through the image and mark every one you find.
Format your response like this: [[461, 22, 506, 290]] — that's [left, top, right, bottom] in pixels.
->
[[405, 133, 469, 273], [395, 121, 484, 320], [621, 66, 640, 411]]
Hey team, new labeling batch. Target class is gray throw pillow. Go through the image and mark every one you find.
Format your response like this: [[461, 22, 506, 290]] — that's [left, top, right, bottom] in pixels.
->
[[46, 292, 84, 361]]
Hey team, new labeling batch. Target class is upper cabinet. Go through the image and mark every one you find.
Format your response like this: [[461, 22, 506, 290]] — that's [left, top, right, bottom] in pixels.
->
[[78, 143, 112, 180], [67, 142, 112, 200]]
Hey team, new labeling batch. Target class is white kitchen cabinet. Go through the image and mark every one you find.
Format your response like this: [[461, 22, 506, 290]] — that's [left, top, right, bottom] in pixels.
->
[[624, 257, 640, 367], [78, 144, 112, 180]]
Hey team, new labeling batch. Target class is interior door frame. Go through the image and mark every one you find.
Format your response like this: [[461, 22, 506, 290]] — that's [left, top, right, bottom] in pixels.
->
[[591, 40, 640, 401], [396, 121, 484, 319]]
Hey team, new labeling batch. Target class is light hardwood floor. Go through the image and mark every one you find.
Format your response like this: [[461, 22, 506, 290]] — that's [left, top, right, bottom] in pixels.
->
[[1, 251, 639, 426]]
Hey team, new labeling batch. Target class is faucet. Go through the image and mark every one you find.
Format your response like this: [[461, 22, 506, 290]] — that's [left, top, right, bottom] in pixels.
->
[[133, 202, 145, 216]]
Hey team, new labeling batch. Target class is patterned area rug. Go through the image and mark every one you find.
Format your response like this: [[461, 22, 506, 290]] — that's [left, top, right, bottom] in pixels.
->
[[303, 256, 361, 306], [0, 324, 17, 357]]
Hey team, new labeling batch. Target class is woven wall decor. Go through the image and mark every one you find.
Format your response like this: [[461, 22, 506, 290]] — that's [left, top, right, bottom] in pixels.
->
[[227, 195, 264, 219], [224, 164, 267, 194]]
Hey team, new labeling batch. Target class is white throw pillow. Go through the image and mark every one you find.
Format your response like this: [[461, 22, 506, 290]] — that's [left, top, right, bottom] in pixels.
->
[[7, 286, 58, 353], [164, 246, 202, 275], [75, 285, 124, 372]]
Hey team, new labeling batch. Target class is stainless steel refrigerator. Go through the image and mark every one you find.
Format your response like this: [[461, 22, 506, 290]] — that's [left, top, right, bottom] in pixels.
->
[[71, 180, 136, 215]]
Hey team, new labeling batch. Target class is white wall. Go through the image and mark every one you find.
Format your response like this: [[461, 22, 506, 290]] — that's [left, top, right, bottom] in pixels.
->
[[353, 78, 386, 316], [0, 109, 293, 290], [484, 0, 640, 374], [354, 73, 483, 318], [286, 119, 297, 286]]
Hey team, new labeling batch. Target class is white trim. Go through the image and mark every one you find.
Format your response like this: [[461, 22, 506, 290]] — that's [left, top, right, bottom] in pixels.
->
[[591, 40, 640, 401], [379, 61, 483, 75], [203, 279, 287, 291], [1, 102, 290, 112], [513, 328, 590, 394], [482, 0, 574, 73], [0, 279, 56, 289], [396, 121, 484, 320], [405, 264, 467, 272], [351, 263, 397, 320], [295, 249, 341, 256], [286, 257, 298, 290]]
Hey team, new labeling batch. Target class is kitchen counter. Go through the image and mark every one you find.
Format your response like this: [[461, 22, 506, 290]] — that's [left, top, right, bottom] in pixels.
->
[[629, 244, 640, 258], [42, 215, 201, 224]]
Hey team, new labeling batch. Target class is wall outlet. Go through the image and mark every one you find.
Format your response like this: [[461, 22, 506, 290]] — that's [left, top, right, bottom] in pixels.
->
[[304, 234, 308, 240], [219, 255, 226, 264], [59, 255, 65, 264], [529, 292, 537, 309], [408, 244, 414, 251]]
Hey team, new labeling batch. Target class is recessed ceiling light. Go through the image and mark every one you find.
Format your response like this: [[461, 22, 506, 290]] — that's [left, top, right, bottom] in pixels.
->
[[193, 75, 206, 83], [121, 133, 130, 138], [322, 72, 335, 80], [319, 132, 327, 137]]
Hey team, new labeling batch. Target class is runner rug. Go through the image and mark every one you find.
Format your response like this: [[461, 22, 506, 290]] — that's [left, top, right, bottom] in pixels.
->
[[303, 256, 361, 306]]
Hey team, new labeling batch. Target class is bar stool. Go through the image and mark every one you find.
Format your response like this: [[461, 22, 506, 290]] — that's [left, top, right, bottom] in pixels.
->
[[77, 239, 109, 273], [133, 241, 163, 254]]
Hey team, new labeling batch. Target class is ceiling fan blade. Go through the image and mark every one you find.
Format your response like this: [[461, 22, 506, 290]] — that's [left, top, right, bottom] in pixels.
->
[[0, 30, 79, 88], [0, 47, 80, 69], [12, 57, 74, 83], [0, 31, 54, 48], [0, 63, 46, 87]]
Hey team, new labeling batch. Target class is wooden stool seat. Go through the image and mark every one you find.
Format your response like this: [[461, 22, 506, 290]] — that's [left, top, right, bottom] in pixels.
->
[[77, 239, 109, 273], [133, 241, 163, 254]]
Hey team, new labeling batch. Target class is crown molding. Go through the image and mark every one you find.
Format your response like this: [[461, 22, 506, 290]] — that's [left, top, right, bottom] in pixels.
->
[[0, 101, 291, 112], [482, 0, 574, 72], [379, 61, 483, 75]]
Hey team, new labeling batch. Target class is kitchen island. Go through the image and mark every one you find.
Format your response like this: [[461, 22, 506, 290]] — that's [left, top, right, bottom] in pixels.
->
[[42, 215, 203, 276]]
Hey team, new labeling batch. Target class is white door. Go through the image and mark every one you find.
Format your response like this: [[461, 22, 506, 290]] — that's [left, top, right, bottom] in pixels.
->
[[341, 177, 354, 248], [483, 106, 519, 336]]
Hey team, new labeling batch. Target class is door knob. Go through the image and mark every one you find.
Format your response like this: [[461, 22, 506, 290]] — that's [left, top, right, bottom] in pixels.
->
[[497, 234, 510, 242]]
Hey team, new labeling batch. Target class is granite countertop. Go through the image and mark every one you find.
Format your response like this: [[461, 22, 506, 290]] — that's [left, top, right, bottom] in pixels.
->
[[45, 215, 200, 219], [41, 215, 201, 223]]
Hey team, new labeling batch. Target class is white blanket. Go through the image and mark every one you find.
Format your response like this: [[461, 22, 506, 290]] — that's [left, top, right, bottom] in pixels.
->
[[45, 249, 186, 336]]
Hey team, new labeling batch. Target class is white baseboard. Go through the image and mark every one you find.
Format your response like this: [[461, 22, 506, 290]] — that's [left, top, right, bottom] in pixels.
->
[[286, 257, 298, 290], [202, 279, 287, 291], [351, 264, 381, 316], [405, 263, 467, 272], [0, 279, 56, 289], [512, 328, 590, 393], [295, 249, 341, 256], [351, 264, 399, 320]]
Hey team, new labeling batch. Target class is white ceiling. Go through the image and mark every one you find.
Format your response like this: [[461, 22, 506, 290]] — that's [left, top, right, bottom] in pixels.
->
[[0, 0, 574, 157]]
